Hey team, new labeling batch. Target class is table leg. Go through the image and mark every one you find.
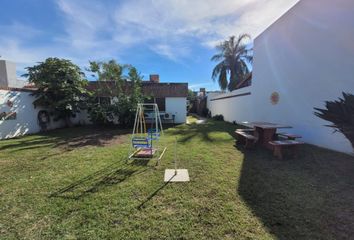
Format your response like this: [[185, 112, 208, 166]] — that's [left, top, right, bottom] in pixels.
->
[[289, 145, 298, 158], [262, 128, 277, 149], [273, 145, 283, 160]]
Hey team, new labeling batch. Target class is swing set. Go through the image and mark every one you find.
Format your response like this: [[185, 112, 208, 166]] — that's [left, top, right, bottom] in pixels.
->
[[128, 103, 167, 164]]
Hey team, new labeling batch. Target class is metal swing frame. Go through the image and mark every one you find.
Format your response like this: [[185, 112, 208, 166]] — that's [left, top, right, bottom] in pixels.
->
[[128, 103, 167, 164]]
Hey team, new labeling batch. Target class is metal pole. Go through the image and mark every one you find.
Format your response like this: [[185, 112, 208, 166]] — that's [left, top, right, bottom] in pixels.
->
[[139, 106, 143, 136], [155, 104, 158, 136], [156, 104, 164, 135], [132, 104, 139, 137], [174, 137, 177, 175]]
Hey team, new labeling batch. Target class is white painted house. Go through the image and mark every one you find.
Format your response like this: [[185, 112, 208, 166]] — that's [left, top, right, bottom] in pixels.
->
[[87, 74, 188, 124], [0, 61, 187, 139], [208, 0, 354, 154]]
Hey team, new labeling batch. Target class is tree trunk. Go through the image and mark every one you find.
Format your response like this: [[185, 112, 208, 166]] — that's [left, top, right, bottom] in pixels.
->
[[229, 69, 237, 91], [64, 115, 73, 127]]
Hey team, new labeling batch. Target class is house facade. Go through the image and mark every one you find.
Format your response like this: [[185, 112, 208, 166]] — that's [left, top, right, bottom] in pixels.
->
[[87, 74, 188, 124], [0, 60, 187, 139]]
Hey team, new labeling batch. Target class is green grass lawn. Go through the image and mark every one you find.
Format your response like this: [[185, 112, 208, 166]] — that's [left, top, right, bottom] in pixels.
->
[[1, 117, 354, 239]]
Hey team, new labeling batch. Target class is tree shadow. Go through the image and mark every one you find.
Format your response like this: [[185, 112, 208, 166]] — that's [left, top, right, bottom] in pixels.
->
[[167, 120, 237, 143], [137, 174, 175, 210], [0, 137, 58, 151], [49, 159, 153, 200], [237, 143, 354, 239], [0, 126, 131, 152], [0, 123, 179, 153]]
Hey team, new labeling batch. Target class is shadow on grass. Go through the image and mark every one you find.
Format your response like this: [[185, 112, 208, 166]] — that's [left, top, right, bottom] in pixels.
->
[[49, 158, 153, 200], [167, 120, 237, 143], [0, 124, 178, 153], [137, 174, 177, 210], [237, 143, 354, 239], [0, 126, 131, 153]]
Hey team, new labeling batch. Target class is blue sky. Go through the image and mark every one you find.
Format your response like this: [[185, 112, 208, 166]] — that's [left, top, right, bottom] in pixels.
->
[[0, 0, 298, 91]]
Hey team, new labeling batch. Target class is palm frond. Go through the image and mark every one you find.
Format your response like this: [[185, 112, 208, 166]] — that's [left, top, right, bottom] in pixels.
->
[[211, 53, 224, 62], [211, 62, 225, 80], [211, 33, 253, 91], [218, 66, 228, 91]]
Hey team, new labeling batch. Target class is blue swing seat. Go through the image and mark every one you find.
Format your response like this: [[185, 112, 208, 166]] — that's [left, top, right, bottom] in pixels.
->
[[147, 128, 160, 140], [132, 137, 151, 148]]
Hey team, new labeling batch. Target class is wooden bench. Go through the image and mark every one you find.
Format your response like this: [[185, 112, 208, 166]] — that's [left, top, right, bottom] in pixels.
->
[[235, 130, 258, 148], [277, 132, 302, 140], [269, 140, 304, 159], [235, 128, 254, 133]]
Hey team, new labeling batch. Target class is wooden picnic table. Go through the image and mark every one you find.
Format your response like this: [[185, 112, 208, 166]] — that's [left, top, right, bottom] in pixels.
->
[[241, 122, 292, 149]]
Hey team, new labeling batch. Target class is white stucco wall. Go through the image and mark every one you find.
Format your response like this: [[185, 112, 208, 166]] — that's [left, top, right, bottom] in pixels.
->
[[0, 89, 187, 138], [165, 97, 187, 123], [207, 90, 255, 122], [208, 0, 354, 154], [0, 89, 87, 139]]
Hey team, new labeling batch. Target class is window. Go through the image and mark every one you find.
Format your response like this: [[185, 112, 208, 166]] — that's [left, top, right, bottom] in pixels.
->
[[97, 97, 111, 106], [144, 97, 165, 111], [155, 98, 165, 111]]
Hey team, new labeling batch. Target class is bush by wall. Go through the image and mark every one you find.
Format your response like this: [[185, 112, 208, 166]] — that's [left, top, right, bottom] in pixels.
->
[[314, 92, 354, 149], [212, 114, 224, 121]]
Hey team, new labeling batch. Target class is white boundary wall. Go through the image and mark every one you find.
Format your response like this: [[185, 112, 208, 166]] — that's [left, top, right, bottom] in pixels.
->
[[0, 90, 187, 139], [0, 89, 86, 139], [208, 0, 354, 154]]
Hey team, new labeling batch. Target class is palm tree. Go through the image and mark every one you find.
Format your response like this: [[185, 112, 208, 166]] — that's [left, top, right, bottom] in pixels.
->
[[211, 34, 253, 91]]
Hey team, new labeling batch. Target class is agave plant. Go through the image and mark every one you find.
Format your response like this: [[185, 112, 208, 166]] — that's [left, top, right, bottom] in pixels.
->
[[314, 92, 354, 149]]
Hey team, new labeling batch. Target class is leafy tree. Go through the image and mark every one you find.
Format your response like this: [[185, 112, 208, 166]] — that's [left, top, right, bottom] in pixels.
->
[[211, 34, 253, 91], [112, 67, 144, 127], [187, 89, 197, 101], [87, 60, 143, 127], [187, 89, 197, 113], [23, 58, 88, 126], [314, 92, 354, 149]]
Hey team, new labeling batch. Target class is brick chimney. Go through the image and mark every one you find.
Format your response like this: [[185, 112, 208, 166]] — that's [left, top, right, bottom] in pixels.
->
[[149, 74, 160, 83], [200, 88, 206, 96]]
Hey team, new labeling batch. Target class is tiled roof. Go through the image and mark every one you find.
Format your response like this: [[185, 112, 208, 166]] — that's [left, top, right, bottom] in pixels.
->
[[0, 86, 36, 92], [1, 81, 189, 98], [87, 81, 188, 98], [141, 82, 188, 97]]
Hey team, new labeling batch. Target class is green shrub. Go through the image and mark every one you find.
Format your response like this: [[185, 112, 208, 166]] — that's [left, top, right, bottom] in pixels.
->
[[212, 114, 224, 121], [314, 92, 354, 149], [201, 108, 210, 117], [87, 102, 114, 125]]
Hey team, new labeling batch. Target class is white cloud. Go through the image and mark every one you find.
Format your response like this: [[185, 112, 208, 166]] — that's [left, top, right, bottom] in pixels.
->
[[113, 0, 299, 50], [0, 0, 299, 72], [56, 0, 111, 49], [150, 44, 190, 62]]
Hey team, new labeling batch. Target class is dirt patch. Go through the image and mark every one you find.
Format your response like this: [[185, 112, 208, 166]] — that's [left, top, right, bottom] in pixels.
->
[[56, 127, 131, 149]]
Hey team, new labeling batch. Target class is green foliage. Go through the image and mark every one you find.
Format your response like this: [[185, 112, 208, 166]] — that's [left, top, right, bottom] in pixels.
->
[[187, 89, 197, 113], [202, 108, 211, 118], [87, 102, 115, 125], [211, 34, 253, 91], [187, 89, 196, 101], [89, 60, 125, 81], [23, 58, 89, 124], [314, 92, 354, 149], [212, 114, 224, 121], [87, 60, 143, 127]]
